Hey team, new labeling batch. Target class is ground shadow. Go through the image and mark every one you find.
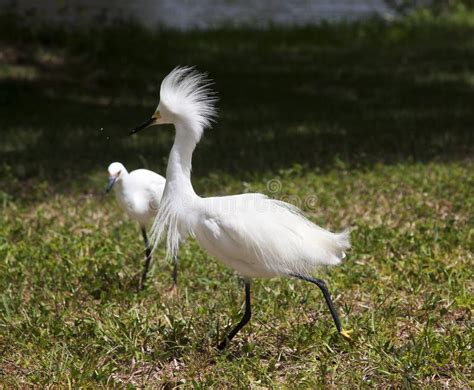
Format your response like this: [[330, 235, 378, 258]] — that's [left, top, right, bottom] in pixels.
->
[[1, 16, 473, 190]]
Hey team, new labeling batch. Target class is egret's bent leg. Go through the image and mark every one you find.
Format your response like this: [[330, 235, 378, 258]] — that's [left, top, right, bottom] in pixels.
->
[[217, 280, 251, 351], [139, 228, 152, 291], [291, 274, 342, 333]]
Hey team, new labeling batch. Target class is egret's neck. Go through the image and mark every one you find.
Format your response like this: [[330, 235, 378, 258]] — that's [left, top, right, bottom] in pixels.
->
[[165, 120, 199, 197]]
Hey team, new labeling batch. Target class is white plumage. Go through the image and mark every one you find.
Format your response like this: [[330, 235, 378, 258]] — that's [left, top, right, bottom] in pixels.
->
[[105, 162, 167, 290], [195, 194, 350, 278], [131, 66, 351, 349], [107, 162, 165, 228]]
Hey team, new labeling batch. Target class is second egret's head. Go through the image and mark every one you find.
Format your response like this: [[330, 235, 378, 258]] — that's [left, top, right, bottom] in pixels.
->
[[130, 66, 217, 141], [105, 162, 126, 194]]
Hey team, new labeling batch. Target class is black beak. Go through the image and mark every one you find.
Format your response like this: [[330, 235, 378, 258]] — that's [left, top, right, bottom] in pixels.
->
[[129, 117, 156, 135], [104, 176, 117, 195]]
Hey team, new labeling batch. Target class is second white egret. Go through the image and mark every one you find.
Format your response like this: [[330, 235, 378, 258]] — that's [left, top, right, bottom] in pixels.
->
[[105, 162, 171, 290]]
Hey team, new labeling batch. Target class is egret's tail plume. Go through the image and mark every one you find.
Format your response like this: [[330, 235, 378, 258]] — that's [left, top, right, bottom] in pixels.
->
[[336, 229, 351, 259]]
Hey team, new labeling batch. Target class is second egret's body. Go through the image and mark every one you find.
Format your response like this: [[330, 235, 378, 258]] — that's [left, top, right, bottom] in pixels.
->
[[131, 67, 351, 349], [106, 162, 168, 290]]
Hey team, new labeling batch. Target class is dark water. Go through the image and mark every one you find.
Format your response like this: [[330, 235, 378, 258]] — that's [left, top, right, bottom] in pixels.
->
[[6, 0, 396, 29]]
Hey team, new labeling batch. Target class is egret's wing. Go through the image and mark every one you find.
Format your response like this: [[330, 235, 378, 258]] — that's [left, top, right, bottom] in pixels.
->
[[200, 215, 261, 268], [147, 180, 165, 201], [196, 193, 350, 276], [197, 194, 272, 269]]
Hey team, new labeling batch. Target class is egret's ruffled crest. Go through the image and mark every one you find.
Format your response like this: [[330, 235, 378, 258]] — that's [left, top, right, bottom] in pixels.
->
[[159, 66, 217, 141]]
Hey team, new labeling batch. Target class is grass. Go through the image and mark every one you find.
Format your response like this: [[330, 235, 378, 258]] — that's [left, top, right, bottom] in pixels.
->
[[1, 9, 473, 387]]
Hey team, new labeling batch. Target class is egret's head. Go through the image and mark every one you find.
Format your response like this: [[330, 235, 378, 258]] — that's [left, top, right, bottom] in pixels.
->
[[105, 162, 126, 194], [130, 66, 217, 141]]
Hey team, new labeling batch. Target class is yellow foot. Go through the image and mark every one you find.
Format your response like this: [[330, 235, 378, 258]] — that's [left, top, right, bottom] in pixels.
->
[[340, 328, 353, 340]]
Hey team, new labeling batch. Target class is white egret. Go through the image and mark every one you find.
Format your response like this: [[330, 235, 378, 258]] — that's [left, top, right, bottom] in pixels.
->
[[105, 162, 174, 290], [130, 67, 351, 349]]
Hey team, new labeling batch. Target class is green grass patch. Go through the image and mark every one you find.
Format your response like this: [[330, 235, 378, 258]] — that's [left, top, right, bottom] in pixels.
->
[[0, 10, 473, 387]]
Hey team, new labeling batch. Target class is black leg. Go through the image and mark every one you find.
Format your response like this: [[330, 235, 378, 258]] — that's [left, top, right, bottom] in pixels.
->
[[138, 228, 152, 291], [290, 273, 342, 333], [172, 255, 178, 286], [217, 280, 251, 351]]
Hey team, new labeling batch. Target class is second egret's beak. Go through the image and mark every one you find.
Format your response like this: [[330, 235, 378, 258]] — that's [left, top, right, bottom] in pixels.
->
[[130, 111, 161, 135], [104, 176, 117, 194]]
